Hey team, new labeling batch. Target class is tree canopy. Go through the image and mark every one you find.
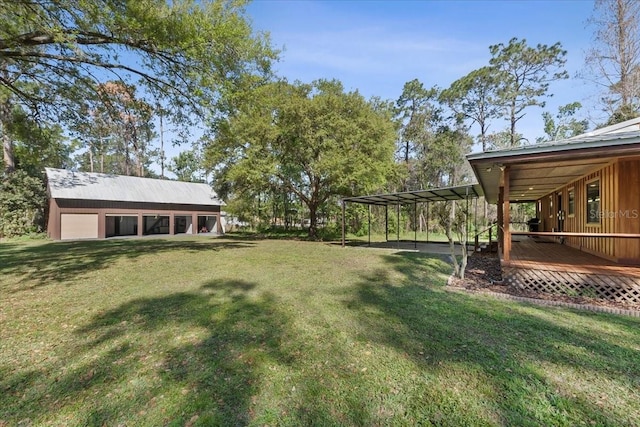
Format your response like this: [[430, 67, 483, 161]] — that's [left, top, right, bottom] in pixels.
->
[[440, 66, 499, 152], [538, 102, 589, 143], [1, 0, 276, 172], [489, 38, 568, 146], [207, 79, 397, 237]]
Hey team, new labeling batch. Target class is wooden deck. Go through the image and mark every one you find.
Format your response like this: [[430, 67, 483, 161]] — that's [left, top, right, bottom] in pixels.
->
[[506, 237, 640, 278], [502, 237, 640, 304]]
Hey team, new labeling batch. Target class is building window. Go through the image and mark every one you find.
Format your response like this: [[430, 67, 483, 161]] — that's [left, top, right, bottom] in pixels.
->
[[568, 188, 575, 216], [549, 195, 553, 218], [586, 180, 600, 224]]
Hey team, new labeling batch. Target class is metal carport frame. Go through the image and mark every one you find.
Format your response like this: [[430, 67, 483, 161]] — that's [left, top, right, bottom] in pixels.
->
[[340, 183, 484, 248]]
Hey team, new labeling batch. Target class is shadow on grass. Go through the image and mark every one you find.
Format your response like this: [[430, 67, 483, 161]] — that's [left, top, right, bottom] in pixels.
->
[[1, 277, 379, 425], [1, 279, 287, 425], [348, 252, 640, 426], [0, 237, 254, 291]]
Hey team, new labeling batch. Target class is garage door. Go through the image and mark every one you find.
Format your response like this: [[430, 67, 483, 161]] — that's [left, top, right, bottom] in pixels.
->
[[60, 214, 99, 240]]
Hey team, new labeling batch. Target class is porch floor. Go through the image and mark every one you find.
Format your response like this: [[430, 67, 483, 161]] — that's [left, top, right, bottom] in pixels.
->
[[506, 237, 640, 278]]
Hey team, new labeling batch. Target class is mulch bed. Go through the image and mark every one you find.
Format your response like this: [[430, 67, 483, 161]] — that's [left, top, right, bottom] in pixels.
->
[[449, 252, 640, 313]]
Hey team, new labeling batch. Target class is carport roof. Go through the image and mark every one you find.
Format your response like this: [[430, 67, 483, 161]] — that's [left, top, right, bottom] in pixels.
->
[[45, 168, 225, 206], [342, 183, 483, 206]]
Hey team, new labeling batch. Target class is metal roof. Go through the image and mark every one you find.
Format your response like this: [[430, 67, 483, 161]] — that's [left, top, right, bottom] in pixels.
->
[[342, 183, 483, 206], [467, 130, 640, 163], [467, 127, 640, 204], [46, 168, 225, 206]]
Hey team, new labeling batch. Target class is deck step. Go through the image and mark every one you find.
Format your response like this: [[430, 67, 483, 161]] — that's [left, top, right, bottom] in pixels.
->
[[477, 241, 498, 253]]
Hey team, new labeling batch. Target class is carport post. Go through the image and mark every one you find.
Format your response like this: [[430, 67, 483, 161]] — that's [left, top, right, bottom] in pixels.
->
[[368, 204, 371, 246], [426, 202, 429, 243], [414, 203, 417, 249], [396, 200, 400, 249], [385, 205, 388, 242], [341, 199, 345, 248]]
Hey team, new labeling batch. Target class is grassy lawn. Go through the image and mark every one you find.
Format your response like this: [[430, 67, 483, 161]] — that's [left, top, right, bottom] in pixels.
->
[[346, 231, 451, 244], [1, 236, 639, 426]]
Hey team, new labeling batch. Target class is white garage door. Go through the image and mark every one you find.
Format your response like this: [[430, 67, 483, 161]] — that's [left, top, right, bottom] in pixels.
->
[[60, 214, 99, 240]]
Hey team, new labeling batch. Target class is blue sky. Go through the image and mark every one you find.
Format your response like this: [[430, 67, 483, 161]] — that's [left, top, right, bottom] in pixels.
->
[[246, 0, 600, 146]]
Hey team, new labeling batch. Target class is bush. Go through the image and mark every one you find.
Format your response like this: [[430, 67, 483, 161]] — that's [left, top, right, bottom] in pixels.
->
[[0, 171, 47, 238]]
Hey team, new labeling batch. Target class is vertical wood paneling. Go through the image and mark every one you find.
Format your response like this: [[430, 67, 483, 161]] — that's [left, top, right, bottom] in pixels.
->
[[616, 159, 640, 262], [536, 161, 623, 260]]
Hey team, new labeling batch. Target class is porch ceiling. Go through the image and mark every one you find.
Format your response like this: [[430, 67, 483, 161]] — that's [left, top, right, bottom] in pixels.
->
[[468, 131, 640, 203], [475, 156, 615, 203]]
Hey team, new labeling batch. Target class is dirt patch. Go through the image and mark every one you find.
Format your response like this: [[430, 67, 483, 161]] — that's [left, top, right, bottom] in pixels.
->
[[449, 252, 640, 312]]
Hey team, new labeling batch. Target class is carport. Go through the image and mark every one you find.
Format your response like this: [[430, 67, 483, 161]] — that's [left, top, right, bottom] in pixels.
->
[[340, 183, 483, 248]]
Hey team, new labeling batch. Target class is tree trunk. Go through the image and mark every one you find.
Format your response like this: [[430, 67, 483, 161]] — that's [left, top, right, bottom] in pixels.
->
[[1, 98, 15, 174], [2, 131, 14, 174], [445, 206, 461, 278], [510, 102, 517, 146], [308, 203, 318, 238]]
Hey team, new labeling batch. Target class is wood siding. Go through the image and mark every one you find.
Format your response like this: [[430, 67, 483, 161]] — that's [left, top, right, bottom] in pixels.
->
[[536, 159, 640, 263], [616, 159, 640, 263]]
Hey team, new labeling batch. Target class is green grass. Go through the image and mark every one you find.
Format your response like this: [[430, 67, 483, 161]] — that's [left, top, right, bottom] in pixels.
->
[[1, 236, 639, 426], [347, 231, 451, 244]]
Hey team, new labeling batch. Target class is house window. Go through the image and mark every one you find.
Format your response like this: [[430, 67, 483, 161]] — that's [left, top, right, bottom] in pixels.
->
[[549, 195, 553, 218], [586, 180, 600, 224], [568, 188, 575, 216]]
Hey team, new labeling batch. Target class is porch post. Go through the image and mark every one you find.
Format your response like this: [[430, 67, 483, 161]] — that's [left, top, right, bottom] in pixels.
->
[[465, 187, 470, 246], [474, 196, 478, 240], [503, 166, 511, 262]]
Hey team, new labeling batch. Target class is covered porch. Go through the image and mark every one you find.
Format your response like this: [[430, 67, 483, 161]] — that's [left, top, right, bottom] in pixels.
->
[[468, 120, 640, 305]]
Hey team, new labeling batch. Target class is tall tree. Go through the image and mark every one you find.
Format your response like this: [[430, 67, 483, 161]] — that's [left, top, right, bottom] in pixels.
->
[[586, 0, 640, 123], [208, 79, 397, 238], [395, 79, 440, 164], [0, 0, 276, 173], [69, 81, 156, 176], [489, 38, 568, 146], [394, 79, 441, 190], [440, 66, 500, 151]]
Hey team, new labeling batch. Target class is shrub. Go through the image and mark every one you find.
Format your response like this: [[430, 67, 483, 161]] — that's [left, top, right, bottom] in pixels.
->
[[0, 171, 47, 238]]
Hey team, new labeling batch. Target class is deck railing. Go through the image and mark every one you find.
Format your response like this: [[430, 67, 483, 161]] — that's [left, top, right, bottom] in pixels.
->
[[473, 223, 497, 253], [509, 231, 640, 258], [510, 231, 640, 238]]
